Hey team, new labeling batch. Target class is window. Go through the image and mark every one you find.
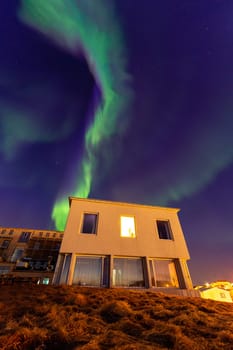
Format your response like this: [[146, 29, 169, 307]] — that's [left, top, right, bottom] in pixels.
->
[[18, 232, 31, 242], [9, 230, 14, 235], [11, 248, 24, 262], [120, 216, 136, 237], [81, 213, 98, 234], [0, 266, 11, 275], [1, 240, 10, 249], [46, 232, 50, 238], [149, 259, 179, 288], [73, 256, 109, 287], [113, 258, 145, 287], [53, 254, 71, 284], [34, 242, 40, 250], [156, 220, 173, 240], [54, 243, 61, 251]]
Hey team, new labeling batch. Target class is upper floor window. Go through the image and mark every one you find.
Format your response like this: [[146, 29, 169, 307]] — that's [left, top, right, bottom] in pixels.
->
[[156, 220, 173, 240], [81, 214, 98, 234], [34, 242, 40, 250], [18, 232, 31, 243], [1, 239, 10, 249], [121, 216, 136, 238]]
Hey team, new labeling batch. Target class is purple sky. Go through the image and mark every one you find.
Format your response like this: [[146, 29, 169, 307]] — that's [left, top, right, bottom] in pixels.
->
[[0, 0, 233, 285]]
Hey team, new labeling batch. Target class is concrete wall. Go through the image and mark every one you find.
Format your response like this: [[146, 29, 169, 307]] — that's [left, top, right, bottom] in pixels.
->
[[60, 198, 190, 259]]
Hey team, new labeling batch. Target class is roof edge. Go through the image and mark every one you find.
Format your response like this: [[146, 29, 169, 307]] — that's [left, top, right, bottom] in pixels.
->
[[68, 196, 180, 212]]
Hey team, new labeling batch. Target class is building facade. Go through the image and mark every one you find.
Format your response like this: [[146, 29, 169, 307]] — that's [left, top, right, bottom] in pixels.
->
[[53, 197, 196, 295], [0, 227, 63, 284]]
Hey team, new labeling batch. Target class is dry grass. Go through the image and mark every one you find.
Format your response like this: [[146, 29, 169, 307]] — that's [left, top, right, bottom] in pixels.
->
[[0, 285, 233, 349]]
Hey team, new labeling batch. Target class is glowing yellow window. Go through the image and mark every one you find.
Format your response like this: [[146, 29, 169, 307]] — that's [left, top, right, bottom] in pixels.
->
[[120, 216, 136, 237]]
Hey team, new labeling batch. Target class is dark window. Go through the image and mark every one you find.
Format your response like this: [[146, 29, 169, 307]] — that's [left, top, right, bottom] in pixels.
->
[[156, 221, 173, 240], [18, 232, 31, 242], [11, 248, 24, 262], [9, 230, 14, 235], [81, 214, 98, 234], [1, 240, 10, 248], [73, 256, 109, 287], [113, 258, 145, 287], [54, 243, 61, 251], [34, 242, 40, 250]]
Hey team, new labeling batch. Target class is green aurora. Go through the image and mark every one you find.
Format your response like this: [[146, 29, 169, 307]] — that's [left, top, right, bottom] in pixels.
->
[[19, 0, 132, 230]]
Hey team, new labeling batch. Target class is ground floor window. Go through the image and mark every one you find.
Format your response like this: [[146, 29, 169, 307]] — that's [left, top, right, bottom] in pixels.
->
[[55, 254, 71, 284], [0, 266, 11, 275], [113, 257, 145, 287], [10, 248, 24, 262], [149, 259, 179, 288], [73, 256, 109, 287]]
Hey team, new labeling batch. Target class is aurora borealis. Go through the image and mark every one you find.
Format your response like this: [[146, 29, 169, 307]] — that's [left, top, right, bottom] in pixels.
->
[[1, 0, 233, 284], [19, 0, 132, 230]]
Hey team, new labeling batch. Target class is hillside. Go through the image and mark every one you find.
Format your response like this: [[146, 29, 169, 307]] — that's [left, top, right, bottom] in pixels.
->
[[0, 285, 233, 350]]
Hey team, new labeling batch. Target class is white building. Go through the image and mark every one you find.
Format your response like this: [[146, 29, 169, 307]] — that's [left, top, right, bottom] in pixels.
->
[[53, 197, 198, 296]]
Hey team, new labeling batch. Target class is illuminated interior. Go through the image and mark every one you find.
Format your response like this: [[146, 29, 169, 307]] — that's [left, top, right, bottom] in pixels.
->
[[120, 216, 136, 237]]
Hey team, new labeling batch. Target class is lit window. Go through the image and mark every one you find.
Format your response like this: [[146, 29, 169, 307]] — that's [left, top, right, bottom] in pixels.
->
[[81, 214, 98, 234], [120, 216, 136, 237], [156, 221, 173, 240]]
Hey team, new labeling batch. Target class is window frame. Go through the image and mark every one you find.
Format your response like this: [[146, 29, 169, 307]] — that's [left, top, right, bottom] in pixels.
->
[[18, 231, 31, 243], [1, 239, 10, 249], [120, 216, 136, 238], [156, 220, 173, 240], [80, 213, 99, 235]]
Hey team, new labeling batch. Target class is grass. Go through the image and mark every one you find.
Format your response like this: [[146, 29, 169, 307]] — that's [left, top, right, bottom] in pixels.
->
[[0, 285, 233, 349]]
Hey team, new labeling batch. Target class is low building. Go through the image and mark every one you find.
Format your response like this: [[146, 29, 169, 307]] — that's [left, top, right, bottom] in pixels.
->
[[195, 281, 233, 303], [0, 227, 63, 284], [53, 197, 198, 296], [198, 286, 232, 303]]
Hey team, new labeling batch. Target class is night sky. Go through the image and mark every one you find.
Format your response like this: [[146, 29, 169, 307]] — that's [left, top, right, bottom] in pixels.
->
[[1, 0, 233, 285]]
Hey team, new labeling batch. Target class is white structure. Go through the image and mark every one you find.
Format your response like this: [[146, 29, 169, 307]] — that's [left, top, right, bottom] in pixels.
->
[[53, 197, 197, 296], [199, 287, 232, 303]]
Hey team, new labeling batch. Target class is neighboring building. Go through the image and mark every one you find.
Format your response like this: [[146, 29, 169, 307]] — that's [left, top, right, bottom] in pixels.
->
[[0, 227, 63, 284], [195, 281, 233, 303], [53, 197, 197, 296], [198, 287, 232, 303]]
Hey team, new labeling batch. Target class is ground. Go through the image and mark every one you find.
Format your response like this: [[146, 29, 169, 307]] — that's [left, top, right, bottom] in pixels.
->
[[0, 285, 233, 349]]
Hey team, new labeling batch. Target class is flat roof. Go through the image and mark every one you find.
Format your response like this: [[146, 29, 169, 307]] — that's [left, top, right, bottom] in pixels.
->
[[69, 197, 180, 212]]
